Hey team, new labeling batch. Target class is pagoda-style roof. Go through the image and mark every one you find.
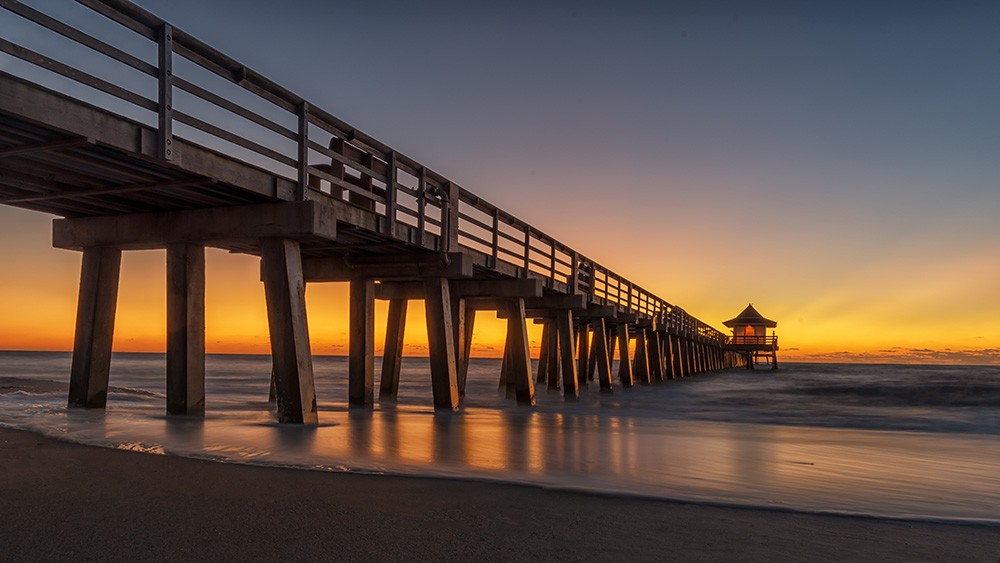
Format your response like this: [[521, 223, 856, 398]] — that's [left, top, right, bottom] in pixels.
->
[[723, 304, 777, 328]]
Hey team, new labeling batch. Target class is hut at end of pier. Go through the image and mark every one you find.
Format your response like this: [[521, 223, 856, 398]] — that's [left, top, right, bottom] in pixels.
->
[[723, 304, 778, 370]]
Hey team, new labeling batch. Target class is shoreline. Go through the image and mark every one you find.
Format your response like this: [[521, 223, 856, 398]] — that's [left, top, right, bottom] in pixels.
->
[[7, 418, 999, 529], [2, 426, 997, 561]]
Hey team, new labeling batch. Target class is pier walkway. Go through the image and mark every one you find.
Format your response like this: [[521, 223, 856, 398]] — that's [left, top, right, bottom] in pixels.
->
[[0, 0, 745, 423]]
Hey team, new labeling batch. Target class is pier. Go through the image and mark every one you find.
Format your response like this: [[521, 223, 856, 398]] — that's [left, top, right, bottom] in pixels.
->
[[0, 0, 747, 424]]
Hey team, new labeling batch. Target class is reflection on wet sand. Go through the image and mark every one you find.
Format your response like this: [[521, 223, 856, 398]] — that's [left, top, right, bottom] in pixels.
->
[[113, 407, 991, 523], [4, 357, 999, 523]]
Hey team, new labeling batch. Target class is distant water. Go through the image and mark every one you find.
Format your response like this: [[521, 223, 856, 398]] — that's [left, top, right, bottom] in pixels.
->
[[1, 351, 998, 523]]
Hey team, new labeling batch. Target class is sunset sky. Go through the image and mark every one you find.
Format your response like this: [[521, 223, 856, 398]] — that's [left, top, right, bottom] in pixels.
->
[[1, 1, 999, 363]]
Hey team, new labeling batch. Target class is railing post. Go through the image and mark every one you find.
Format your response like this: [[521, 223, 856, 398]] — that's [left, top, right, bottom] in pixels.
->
[[157, 23, 174, 161], [417, 167, 427, 243], [569, 251, 580, 295], [490, 208, 499, 269], [443, 181, 459, 252], [296, 101, 309, 201], [549, 239, 556, 288], [383, 150, 397, 236], [522, 226, 530, 278]]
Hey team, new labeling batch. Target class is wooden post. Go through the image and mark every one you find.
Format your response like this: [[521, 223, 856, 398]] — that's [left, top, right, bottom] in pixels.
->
[[261, 239, 318, 425], [166, 243, 205, 416], [324, 138, 346, 200], [449, 295, 471, 397], [505, 298, 536, 405], [443, 182, 460, 252], [536, 321, 551, 384], [555, 309, 578, 400], [379, 298, 407, 402], [349, 279, 375, 408], [383, 151, 397, 235], [633, 327, 651, 384], [663, 333, 675, 380], [68, 246, 121, 409], [587, 330, 598, 382], [648, 329, 663, 382], [617, 324, 634, 388], [576, 322, 589, 387], [546, 319, 561, 390], [157, 23, 174, 161], [687, 339, 697, 375], [592, 317, 613, 393], [459, 306, 476, 395], [423, 277, 460, 410], [498, 329, 514, 398], [672, 335, 685, 378], [296, 102, 309, 200], [356, 153, 376, 211]]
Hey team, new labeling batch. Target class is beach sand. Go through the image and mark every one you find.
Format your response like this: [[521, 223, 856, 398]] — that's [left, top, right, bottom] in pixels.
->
[[0, 427, 996, 562]]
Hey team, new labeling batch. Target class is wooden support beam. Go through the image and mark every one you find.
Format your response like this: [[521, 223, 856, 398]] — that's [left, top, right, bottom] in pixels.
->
[[166, 243, 205, 416], [572, 305, 617, 319], [0, 136, 92, 159], [614, 313, 638, 324], [261, 239, 318, 424], [303, 252, 472, 282], [498, 332, 511, 396], [423, 277, 460, 411], [54, 201, 336, 250], [459, 306, 475, 395], [349, 279, 375, 408], [546, 319, 561, 390], [504, 298, 536, 405], [68, 246, 121, 409], [587, 333, 598, 382], [0, 178, 211, 205], [378, 298, 407, 402], [525, 294, 587, 311], [685, 338, 696, 375], [576, 322, 590, 387], [556, 309, 579, 400], [633, 327, 651, 384], [663, 333, 676, 380], [536, 321, 551, 384], [591, 317, 613, 393], [648, 329, 663, 382], [617, 323, 634, 388], [673, 335, 685, 378], [374, 278, 541, 301]]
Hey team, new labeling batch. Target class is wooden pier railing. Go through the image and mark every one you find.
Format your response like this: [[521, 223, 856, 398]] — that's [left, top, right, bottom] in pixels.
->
[[727, 336, 779, 347]]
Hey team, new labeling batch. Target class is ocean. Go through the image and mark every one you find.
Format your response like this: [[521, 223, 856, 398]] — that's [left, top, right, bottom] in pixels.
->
[[1, 352, 998, 524]]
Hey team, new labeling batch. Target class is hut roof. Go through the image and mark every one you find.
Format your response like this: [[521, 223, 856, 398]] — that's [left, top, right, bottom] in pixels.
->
[[723, 304, 777, 328]]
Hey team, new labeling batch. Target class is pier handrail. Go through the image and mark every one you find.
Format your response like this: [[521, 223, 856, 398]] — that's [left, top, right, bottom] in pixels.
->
[[727, 336, 778, 346], [0, 0, 729, 342]]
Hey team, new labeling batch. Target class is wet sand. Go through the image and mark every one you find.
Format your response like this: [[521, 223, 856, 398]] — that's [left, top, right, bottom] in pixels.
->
[[0, 427, 996, 562]]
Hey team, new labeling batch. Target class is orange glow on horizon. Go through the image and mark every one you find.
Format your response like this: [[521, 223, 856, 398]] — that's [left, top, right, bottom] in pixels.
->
[[1, 209, 998, 364]]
